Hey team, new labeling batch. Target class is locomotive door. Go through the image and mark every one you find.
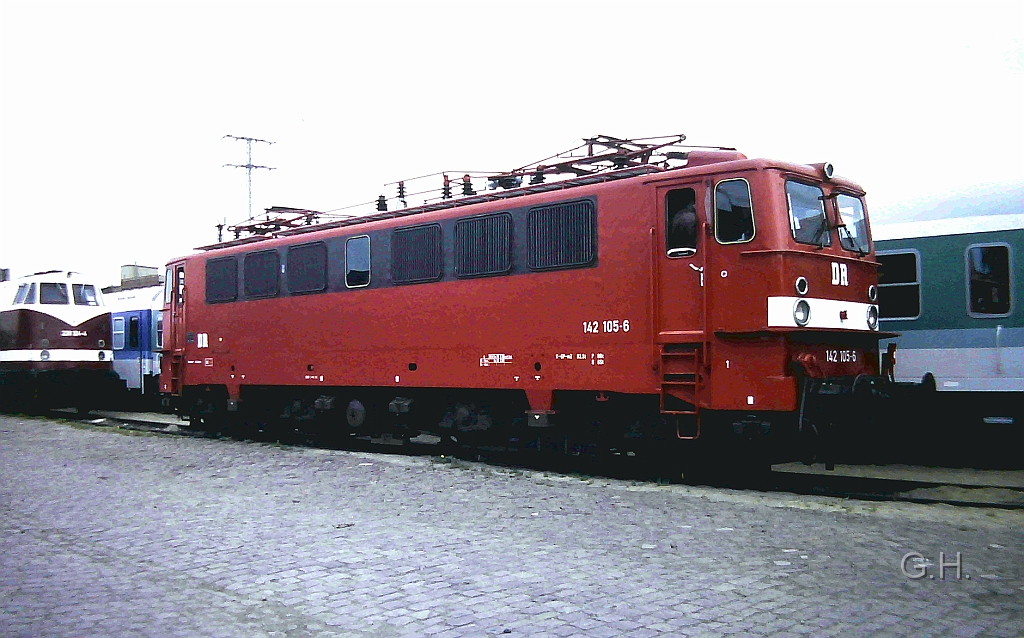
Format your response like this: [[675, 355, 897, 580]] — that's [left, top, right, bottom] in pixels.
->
[[656, 182, 707, 340], [166, 262, 186, 395]]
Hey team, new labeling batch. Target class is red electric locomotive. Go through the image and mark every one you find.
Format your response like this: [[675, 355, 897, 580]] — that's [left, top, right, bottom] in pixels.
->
[[160, 135, 893, 469]]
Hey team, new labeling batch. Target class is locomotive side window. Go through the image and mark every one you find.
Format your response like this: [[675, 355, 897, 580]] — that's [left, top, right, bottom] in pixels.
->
[[786, 181, 830, 246], [455, 213, 512, 278], [877, 251, 920, 319], [714, 179, 755, 244], [287, 242, 328, 294], [205, 257, 238, 303], [666, 188, 698, 257], [967, 244, 1012, 316], [113, 317, 125, 350], [24, 283, 36, 304], [176, 265, 185, 305], [527, 200, 595, 270], [346, 235, 371, 288], [836, 194, 870, 254], [164, 268, 173, 305], [72, 284, 98, 306], [13, 284, 28, 304], [243, 250, 280, 299], [39, 283, 70, 305], [128, 316, 140, 349], [392, 224, 443, 284]]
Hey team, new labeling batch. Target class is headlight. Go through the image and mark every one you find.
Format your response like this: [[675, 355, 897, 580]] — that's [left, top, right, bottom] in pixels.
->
[[868, 285, 878, 302], [795, 276, 809, 296], [40, 350, 51, 361], [867, 305, 878, 330], [793, 299, 811, 326]]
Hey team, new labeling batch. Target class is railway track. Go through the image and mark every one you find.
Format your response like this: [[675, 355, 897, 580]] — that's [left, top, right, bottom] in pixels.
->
[[37, 409, 1024, 510]]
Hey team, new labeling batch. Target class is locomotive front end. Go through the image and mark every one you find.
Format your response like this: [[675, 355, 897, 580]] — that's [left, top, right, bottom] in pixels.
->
[[762, 164, 893, 462]]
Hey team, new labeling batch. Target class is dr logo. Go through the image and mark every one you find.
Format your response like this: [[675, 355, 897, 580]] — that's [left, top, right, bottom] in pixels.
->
[[831, 262, 849, 286]]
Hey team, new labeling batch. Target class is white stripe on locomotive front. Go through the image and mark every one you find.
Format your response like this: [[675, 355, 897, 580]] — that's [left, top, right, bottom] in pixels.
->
[[766, 296, 878, 331], [0, 349, 114, 362]]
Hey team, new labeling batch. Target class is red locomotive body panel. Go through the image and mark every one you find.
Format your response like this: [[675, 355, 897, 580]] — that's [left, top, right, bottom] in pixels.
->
[[161, 152, 886, 463]]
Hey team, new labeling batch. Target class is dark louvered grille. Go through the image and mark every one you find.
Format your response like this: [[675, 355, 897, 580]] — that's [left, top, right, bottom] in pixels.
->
[[455, 213, 512, 278], [527, 201, 595, 270], [392, 224, 443, 284]]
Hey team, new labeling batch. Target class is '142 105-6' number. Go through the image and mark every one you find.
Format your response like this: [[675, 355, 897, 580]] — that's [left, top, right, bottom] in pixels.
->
[[583, 319, 630, 334]]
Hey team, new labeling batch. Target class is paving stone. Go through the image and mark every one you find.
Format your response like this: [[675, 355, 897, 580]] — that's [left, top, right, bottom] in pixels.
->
[[0, 415, 1022, 637]]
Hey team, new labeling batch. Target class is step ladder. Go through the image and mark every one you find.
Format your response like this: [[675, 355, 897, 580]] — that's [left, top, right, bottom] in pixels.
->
[[659, 343, 702, 439], [170, 353, 183, 396]]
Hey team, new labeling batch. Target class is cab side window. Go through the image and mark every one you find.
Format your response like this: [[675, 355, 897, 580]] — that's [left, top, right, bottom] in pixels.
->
[[715, 179, 755, 244], [346, 236, 371, 288], [666, 188, 698, 257]]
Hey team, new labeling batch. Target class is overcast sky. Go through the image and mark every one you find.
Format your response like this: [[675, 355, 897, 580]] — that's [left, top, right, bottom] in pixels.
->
[[1, 0, 1022, 286]]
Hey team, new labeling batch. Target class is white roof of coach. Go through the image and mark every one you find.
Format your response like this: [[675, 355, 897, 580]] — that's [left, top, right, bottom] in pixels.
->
[[873, 213, 1024, 241], [104, 285, 164, 312]]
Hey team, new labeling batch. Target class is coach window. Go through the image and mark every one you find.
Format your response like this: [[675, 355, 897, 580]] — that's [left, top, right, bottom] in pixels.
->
[[346, 235, 371, 288], [714, 179, 755, 244], [128, 316, 140, 349], [113, 317, 126, 350], [243, 250, 279, 299], [877, 251, 920, 319], [287, 242, 328, 294], [156, 314, 164, 349], [786, 181, 830, 246], [392, 224, 443, 284], [73, 284, 99, 306], [455, 213, 513, 278], [967, 244, 1012, 316], [528, 200, 596, 270], [666, 188, 698, 257], [40, 283, 70, 304], [836, 194, 870, 254]]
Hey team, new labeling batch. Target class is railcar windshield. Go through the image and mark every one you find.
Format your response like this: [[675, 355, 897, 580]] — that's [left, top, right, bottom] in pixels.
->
[[39, 283, 70, 304], [786, 181, 830, 246], [836, 194, 869, 254], [72, 284, 99, 306]]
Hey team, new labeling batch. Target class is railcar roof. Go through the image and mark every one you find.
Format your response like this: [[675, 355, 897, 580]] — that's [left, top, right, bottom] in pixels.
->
[[873, 213, 1024, 241], [190, 155, 859, 256]]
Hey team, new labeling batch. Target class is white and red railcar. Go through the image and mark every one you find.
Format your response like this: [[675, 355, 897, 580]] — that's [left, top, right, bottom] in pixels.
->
[[160, 150, 892, 464], [0, 270, 116, 411]]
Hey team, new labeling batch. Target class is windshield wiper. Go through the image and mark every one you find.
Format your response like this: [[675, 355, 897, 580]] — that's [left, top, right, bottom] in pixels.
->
[[837, 223, 866, 257]]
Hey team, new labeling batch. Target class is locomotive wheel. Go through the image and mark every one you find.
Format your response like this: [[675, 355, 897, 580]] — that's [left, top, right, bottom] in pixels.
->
[[346, 399, 367, 429]]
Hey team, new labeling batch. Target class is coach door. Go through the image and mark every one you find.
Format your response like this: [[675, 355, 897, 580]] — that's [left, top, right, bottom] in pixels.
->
[[656, 183, 707, 340]]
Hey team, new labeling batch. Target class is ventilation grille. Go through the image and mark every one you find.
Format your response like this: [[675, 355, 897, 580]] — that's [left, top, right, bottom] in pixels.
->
[[528, 201, 595, 270]]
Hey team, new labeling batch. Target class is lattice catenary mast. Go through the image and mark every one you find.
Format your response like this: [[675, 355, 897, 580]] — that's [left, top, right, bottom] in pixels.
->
[[223, 135, 276, 224]]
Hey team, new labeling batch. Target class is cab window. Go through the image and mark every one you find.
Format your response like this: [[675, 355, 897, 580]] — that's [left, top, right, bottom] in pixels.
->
[[786, 181, 830, 246], [714, 179, 754, 244], [836, 194, 870, 254], [73, 284, 99, 306], [666, 188, 698, 257], [40, 283, 70, 305], [13, 284, 28, 304]]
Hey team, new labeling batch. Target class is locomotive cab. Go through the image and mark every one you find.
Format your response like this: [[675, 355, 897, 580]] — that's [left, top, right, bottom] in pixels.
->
[[655, 159, 890, 463]]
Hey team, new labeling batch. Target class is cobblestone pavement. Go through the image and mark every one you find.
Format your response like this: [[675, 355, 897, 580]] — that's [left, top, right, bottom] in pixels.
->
[[2, 415, 1023, 638]]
